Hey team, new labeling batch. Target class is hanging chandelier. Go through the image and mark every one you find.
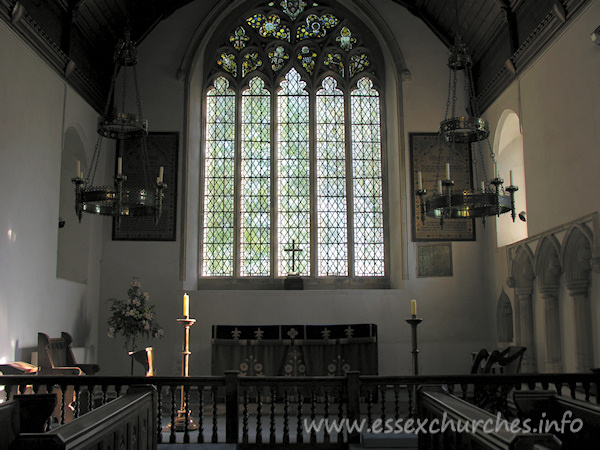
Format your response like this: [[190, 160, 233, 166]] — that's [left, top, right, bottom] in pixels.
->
[[72, 30, 165, 224], [416, 32, 517, 227]]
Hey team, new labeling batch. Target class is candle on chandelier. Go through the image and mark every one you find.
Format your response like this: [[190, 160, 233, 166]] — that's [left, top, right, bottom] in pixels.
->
[[183, 293, 190, 318], [438, 180, 442, 194], [445, 163, 450, 180], [417, 171, 423, 190], [76, 160, 81, 178], [509, 170, 513, 186], [117, 157, 123, 176], [411, 299, 417, 316], [494, 162, 498, 179], [158, 166, 164, 183]]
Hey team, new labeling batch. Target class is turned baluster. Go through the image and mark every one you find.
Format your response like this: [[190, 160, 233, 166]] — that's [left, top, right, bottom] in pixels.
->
[[211, 386, 218, 443], [242, 390, 249, 443], [256, 388, 263, 444], [169, 385, 177, 443], [296, 392, 304, 443], [283, 390, 290, 444], [157, 387, 163, 444], [337, 388, 344, 444], [310, 390, 317, 444], [197, 386, 204, 443], [270, 387, 277, 444], [324, 390, 331, 444]]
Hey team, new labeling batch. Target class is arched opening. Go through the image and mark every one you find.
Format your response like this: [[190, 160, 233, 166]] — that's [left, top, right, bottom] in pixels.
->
[[57, 126, 91, 283], [495, 110, 527, 246], [496, 288, 514, 343]]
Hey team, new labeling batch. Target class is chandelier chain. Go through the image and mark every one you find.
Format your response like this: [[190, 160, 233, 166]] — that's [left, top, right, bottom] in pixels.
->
[[133, 65, 151, 188], [444, 66, 452, 120]]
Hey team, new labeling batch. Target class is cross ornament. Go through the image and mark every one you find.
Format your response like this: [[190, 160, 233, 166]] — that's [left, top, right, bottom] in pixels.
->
[[284, 239, 303, 275]]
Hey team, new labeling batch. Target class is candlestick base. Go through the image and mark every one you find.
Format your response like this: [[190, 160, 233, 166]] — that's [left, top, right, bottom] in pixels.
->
[[172, 409, 199, 432]]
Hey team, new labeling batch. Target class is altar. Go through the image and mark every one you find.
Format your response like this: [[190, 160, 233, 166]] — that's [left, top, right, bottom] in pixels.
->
[[211, 324, 378, 376]]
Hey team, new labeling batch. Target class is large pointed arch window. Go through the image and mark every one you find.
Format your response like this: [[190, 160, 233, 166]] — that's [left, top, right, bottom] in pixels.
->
[[201, 1, 387, 286]]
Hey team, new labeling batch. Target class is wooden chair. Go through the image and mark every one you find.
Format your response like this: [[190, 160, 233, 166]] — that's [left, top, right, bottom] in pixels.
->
[[470, 346, 527, 417], [470, 348, 490, 374], [37, 332, 100, 424], [483, 345, 526, 374], [37, 332, 100, 376]]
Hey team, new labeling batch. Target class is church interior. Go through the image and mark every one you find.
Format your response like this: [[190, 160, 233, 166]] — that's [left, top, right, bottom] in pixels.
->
[[1, 0, 600, 445]]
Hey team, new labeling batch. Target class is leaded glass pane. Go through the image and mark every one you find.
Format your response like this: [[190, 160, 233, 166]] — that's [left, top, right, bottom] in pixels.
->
[[336, 26, 356, 51], [247, 13, 291, 41], [281, 0, 307, 20], [316, 77, 348, 276], [351, 78, 384, 276], [296, 13, 339, 40], [203, 77, 235, 276], [277, 69, 310, 276], [241, 77, 271, 276]]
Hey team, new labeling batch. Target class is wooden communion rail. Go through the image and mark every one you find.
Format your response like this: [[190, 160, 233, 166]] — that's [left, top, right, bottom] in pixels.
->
[[1, 372, 599, 449]]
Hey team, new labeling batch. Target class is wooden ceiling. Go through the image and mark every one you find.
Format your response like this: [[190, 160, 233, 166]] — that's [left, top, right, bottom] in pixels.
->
[[1, 0, 591, 111]]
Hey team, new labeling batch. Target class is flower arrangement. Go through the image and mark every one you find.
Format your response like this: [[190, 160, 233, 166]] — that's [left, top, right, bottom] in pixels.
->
[[107, 278, 164, 352]]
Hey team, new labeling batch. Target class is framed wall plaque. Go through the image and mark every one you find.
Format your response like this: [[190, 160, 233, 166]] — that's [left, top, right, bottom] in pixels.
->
[[417, 243, 453, 277], [112, 132, 178, 241], [410, 132, 475, 241]]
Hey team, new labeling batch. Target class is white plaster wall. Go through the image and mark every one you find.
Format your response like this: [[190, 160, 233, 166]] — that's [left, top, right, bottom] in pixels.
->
[[94, 0, 495, 377], [483, 0, 600, 370], [0, 21, 102, 367]]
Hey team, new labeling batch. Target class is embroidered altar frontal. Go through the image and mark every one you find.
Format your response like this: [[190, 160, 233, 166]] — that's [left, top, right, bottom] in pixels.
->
[[211, 324, 378, 377]]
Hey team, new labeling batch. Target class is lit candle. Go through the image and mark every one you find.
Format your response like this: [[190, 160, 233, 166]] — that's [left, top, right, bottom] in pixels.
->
[[411, 299, 417, 316], [509, 170, 513, 186], [438, 180, 442, 194], [445, 163, 450, 180], [417, 171, 423, 191], [183, 293, 190, 318], [158, 166, 164, 183], [76, 160, 81, 178], [117, 157, 123, 176]]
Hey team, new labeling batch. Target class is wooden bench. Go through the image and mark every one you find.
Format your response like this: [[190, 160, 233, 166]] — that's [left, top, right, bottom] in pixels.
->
[[12, 385, 157, 450], [0, 393, 56, 449], [419, 386, 562, 449], [514, 389, 600, 449]]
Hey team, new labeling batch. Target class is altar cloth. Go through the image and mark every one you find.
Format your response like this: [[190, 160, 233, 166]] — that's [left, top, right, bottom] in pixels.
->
[[211, 324, 378, 376]]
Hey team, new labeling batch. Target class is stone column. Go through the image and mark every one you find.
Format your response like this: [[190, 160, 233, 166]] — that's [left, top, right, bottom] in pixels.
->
[[539, 288, 562, 372], [567, 280, 594, 373], [515, 288, 536, 373]]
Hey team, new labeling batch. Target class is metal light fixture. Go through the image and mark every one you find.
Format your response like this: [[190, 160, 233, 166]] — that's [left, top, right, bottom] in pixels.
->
[[416, 30, 517, 227], [72, 30, 166, 224]]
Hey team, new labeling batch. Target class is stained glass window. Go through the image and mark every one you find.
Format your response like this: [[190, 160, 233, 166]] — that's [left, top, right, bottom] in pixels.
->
[[203, 77, 235, 276], [277, 69, 310, 276], [351, 78, 384, 276], [201, 2, 386, 284], [241, 78, 271, 276], [316, 77, 348, 276]]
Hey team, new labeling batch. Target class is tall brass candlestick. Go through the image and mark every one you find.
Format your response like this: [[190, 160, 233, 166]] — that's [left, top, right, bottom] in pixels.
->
[[174, 317, 198, 436], [406, 314, 423, 418]]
